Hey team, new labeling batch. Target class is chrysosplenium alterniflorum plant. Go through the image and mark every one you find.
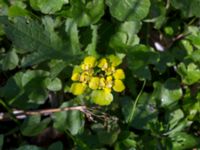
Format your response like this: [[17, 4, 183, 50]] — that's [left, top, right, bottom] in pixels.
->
[[70, 55, 125, 106]]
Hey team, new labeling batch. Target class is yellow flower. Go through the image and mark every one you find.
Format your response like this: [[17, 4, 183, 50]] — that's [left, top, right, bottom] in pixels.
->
[[71, 65, 82, 81], [105, 66, 115, 75], [113, 79, 125, 92], [91, 90, 113, 106], [104, 87, 112, 93], [70, 55, 126, 104], [113, 69, 125, 80], [99, 77, 106, 89], [81, 56, 96, 70], [70, 83, 86, 95], [105, 76, 113, 88], [79, 72, 90, 83], [89, 77, 100, 90], [98, 58, 108, 70], [71, 72, 80, 81], [108, 55, 122, 67]]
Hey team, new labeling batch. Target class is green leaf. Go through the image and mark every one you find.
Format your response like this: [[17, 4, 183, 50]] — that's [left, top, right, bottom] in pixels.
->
[[171, 0, 200, 17], [106, 0, 150, 21], [0, 70, 49, 107], [190, 50, 200, 63], [30, 0, 65, 14], [0, 17, 51, 54], [127, 45, 159, 80], [121, 94, 158, 129], [170, 132, 200, 149], [97, 129, 120, 146], [121, 96, 135, 123], [115, 131, 137, 149], [21, 115, 50, 136], [45, 77, 62, 91], [109, 21, 141, 52], [0, 17, 77, 66], [69, 0, 105, 27], [21, 70, 49, 86], [133, 94, 157, 129], [91, 90, 113, 106], [22, 70, 49, 104], [186, 26, 200, 49], [28, 88, 48, 104], [177, 63, 200, 85], [53, 101, 85, 135], [85, 25, 98, 57], [165, 109, 184, 132], [41, 16, 64, 51], [0, 72, 23, 101], [146, 0, 166, 29], [8, 5, 30, 17], [65, 18, 81, 55], [48, 141, 63, 150], [48, 60, 68, 78], [96, 21, 115, 51], [154, 51, 175, 73], [17, 145, 44, 150], [183, 95, 200, 120], [91, 123, 120, 146], [2, 49, 19, 70], [152, 78, 182, 107]]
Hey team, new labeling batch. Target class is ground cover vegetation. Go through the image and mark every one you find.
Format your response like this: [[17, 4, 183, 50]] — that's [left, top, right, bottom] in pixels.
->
[[0, 0, 200, 149]]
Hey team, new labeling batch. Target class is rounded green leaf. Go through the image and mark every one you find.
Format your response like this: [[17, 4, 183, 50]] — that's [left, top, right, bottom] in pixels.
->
[[106, 0, 150, 21], [69, 0, 104, 27], [28, 88, 48, 104], [177, 63, 200, 85], [48, 141, 63, 150], [20, 115, 50, 136], [153, 78, 182, 107], [91, 90, 113, 106], [2, 49, 19, 70], [16, 145, 44, 150], [171, 0, 200, 17], [171, 132, 199, 149], [53, 101, 85, 135], [45, 77, 62, 91], [30, 0, 65, 14], [109, 21, 141, 51], [8, 5, 30, 17]]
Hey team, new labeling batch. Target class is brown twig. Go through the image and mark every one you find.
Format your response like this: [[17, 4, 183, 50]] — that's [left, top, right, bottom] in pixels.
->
[[0, 106, 87, 121], [0, 105, 114, 124]]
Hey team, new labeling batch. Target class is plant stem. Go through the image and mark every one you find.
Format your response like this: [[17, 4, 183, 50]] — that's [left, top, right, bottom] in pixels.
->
[[0, 99, 19, 124], [128, 80, 146, 126]]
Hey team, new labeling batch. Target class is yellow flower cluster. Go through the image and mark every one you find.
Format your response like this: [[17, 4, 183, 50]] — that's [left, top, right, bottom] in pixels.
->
[[70, 55, 125, 106]]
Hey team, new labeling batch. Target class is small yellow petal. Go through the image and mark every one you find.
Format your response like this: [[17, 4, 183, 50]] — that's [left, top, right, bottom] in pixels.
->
[[108, 55, 122, 67], [98, 58, 108, 70], [91, 90, 113, 106], [113, 80, 125, 92], [104, 88, 111, 93], [106, 66, 115, 75], [71, 73, 80, 81], [84, 56, 96, 67], [105, 76, 113, 88], [113, 69, 125, 80], [99, 77, 106, 89], [79, 72, 90, 83], [81, 64, 89, 70], [89, 77, 100, 90], [70, 83, 86, 95]]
